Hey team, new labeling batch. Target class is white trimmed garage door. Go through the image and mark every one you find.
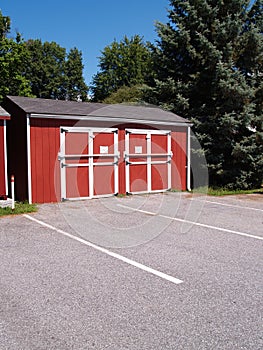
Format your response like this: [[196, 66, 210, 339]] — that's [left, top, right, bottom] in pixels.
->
[[124, 129, 172, 194], [59, 127, 119, 200]]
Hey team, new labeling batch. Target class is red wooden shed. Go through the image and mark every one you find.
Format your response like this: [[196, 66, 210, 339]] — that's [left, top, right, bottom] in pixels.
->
[[2, 96, 191, 204], [0, 106, 10, 199]]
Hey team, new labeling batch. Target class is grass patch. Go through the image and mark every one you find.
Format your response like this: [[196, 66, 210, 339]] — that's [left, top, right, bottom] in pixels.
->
[[207, 187, 263, 196], [0, 202, 38, 217], [192, 187, 263, 196], [116, 193, 127, 198]]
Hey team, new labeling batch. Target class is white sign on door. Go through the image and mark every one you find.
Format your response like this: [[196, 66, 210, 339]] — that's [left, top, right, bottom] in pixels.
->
[[100, 146, 109, 154], [135, 146, 142, 154]]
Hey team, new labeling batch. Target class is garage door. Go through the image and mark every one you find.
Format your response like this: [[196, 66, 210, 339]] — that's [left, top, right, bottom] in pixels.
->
[[125, 129, 172, 194], [59, 127, 119, 200]]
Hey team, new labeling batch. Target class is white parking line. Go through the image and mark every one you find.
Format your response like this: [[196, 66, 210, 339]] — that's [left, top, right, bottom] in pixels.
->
[[118, 204, 263, 241], [23, 214, 183, 285], [191, 198, 263, 212]]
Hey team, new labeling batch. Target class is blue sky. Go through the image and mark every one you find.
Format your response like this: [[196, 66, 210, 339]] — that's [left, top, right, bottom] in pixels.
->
[[1, 0, 168, 86]]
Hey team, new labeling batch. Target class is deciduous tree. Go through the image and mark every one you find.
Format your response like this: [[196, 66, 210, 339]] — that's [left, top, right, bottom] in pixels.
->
[[0, 11, 32, 102], [0, 10, 88, 102], [25, 39, 66, 99], [24, 40, 88, 101], [91, 35, 153, 101], [64, 48, 88, 101]]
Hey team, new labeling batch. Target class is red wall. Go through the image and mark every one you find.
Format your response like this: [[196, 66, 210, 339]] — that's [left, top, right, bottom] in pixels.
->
[[0, 121, 6, 196], [30, 119, 188, 203], [171, 127, 187, 190], [30, 119, 75, 203]]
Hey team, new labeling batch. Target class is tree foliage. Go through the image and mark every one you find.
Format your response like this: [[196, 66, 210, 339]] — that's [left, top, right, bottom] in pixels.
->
[[24, 39, 66, 99], [0, 11, 11, 39], [146, 0, 263, 189], [103, 85, 147, 104], [64, 48, 88, 101], [0, 12, 32, 102], [24, 40, 88, 100], [91, 35, 153, 101], [0, 10, 88, 102]]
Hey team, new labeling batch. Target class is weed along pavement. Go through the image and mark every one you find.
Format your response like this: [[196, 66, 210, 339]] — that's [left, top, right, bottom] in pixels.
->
[[0, 192, 262, 349]]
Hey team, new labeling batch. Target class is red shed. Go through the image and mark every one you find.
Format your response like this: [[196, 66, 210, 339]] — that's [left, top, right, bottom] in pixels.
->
[[2, 96, 191, 204], [0, 106, 10, 199]]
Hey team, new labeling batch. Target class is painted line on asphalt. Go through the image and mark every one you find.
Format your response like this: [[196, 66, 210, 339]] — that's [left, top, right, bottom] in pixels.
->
[[23, 214, 183, 285], [118, 204, 263, 241], [191, 198, 263, 212]]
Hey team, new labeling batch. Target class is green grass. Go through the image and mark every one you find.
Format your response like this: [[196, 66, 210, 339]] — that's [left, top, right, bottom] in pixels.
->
[[0, 202, 38, 217], [116, 193, 127, 198], [207, 187, 263, 196], [192, 187, 263, 196], [171, 186, 263, 196]]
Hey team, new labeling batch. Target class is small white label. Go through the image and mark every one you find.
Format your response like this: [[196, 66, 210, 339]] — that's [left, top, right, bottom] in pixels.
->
[[135, 146, 142, 154], [100, 146, 108, 154]]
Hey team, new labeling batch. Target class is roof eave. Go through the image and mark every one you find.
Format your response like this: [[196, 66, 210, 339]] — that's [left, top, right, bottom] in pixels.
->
[[30, 113, 192, 127]]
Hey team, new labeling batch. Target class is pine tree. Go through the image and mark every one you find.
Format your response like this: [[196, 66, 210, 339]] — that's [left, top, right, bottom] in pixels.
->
[[147, 0, 263, 189]]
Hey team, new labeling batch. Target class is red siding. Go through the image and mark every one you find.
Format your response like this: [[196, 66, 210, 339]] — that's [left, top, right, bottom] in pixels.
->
[[171, 127, 187, 190], [30, 119, 75, 203], [30, 119, 188, 203], [0, 121, 6, 196]]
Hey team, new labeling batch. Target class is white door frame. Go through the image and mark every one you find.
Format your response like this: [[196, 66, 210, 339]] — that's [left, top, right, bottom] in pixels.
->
[[124, 128, 172, 194], [59, 127, 119, 201]]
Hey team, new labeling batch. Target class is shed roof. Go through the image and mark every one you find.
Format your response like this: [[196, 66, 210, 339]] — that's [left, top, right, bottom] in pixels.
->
[[0, 106, 11, 120], [4, 95, 190, 126]]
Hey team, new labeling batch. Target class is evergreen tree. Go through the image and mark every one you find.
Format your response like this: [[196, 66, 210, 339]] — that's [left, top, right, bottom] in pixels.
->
[[91, 35, 153, 101], [147, 0, 263, 189]]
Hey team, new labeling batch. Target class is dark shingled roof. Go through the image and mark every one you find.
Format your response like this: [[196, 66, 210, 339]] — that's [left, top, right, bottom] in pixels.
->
[[4, 95, 190, 125], [5, 95, 104, 116]]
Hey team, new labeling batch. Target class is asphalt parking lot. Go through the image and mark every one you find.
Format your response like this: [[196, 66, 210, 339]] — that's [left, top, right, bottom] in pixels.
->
[[0, 192, 262, 350]]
